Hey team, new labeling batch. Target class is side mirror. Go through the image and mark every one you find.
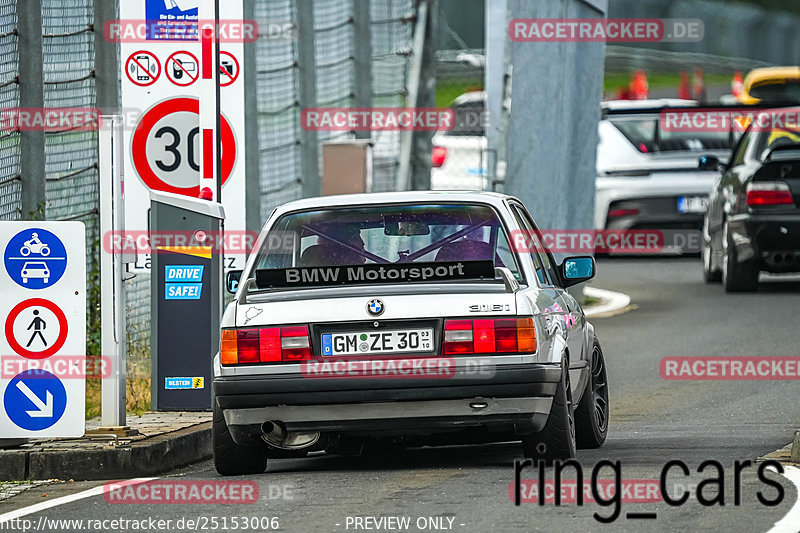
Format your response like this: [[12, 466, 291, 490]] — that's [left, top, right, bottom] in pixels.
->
[[561, 256, 595, 288], [226, 270, 243, 294], [698, 155, 721, 172]]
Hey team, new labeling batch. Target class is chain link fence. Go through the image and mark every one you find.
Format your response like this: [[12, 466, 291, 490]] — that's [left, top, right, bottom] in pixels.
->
[[0, 0, 20, 220], [254, 0, 414, 210], [41, 0, 98, 262]]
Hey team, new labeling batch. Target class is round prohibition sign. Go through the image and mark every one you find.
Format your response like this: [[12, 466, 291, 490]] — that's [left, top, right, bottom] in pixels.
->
[[166, 51, 199, 87], [219, 51, 240, 87], [131, 97, 236, 196], [5, 298, 68, 359], [125, 50, 161, 87]]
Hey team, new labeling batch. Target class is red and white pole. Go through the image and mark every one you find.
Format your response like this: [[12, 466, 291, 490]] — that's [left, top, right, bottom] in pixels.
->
[[198, 0, 221, 202]]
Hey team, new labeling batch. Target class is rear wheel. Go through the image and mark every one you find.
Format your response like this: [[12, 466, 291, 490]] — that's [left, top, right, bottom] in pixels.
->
[[702, 223, 721, 283], [213, 400, 268, 476], [574, 337, 609, 449], [521, 362, 576, 461], [722, 221, 758, 292]]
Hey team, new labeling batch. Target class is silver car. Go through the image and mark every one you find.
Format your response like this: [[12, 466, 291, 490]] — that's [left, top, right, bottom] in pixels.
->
[[213, 191, 608, 475]]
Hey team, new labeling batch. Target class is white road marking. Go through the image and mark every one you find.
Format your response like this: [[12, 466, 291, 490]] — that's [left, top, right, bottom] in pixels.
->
[[0, 477, 156, 525], [584, 286, 631, 317], [766, 465, 800, 533]]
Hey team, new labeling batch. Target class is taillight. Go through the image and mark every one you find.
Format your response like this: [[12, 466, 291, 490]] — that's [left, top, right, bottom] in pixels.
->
[[280, 326, 311, 360], [432, 146, 447, 168], [746, 182, 794, 206], [220, 325, 312, 365], [607, 208, 640, 219], [443, 318, 536, 355]]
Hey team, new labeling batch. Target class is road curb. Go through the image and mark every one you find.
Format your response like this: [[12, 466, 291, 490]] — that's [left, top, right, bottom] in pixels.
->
[[0, 422, 211, 481], [583, 286, 633, 318]]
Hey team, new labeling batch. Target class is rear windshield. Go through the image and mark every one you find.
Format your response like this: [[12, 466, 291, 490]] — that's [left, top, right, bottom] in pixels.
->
[[749, 80, 800, 103], [252, 203, 520, 284], [609, 116, 732, 153], [444, 101, 486, 137]]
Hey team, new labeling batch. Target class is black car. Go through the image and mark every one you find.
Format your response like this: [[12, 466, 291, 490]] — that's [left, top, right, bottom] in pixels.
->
[[702, 117, 800, 291]]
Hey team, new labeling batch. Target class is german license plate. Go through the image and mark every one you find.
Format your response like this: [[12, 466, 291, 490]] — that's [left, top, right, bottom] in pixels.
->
[[322, 329, 433, 356], [677, 196, 708, 213]]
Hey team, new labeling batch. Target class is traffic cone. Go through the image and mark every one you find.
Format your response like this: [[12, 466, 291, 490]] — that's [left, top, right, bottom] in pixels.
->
[[731, 70, 744, 97], [630, 70, 649, 100], [692, 67, 706, 103], [678, 70, 691, 100]]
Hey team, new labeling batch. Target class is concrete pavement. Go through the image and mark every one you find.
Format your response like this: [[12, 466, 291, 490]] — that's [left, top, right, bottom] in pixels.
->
[[0, 412, 211, 481]]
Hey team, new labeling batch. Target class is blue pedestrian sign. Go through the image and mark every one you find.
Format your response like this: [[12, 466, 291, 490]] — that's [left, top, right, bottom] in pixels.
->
[[4, 370, 67, 431], [3, 228, 68, 289]]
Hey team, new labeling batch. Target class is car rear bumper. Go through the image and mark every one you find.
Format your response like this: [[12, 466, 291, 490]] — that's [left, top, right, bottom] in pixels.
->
[[603, 197, 705, 231], [214, 363, 561, 441], [730, 213, 800, 272], [223, 397, 553, 432]]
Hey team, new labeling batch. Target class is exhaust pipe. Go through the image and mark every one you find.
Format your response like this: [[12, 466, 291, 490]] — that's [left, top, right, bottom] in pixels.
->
[[260, 421, 320, 450]]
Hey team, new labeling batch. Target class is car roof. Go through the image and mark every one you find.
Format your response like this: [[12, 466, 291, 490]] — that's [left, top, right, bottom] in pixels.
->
[[601, 99, 698, 112], [272, 191, 517, 215]]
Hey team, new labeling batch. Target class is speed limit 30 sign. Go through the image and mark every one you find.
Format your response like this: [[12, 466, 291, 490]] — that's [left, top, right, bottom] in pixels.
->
[[119, 1, 248, 271], [131, 97, 236, 196]]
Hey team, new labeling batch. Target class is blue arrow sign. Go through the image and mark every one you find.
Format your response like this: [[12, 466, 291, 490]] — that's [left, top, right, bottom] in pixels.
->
[[3, 228, 68, 289], [4, 370, 67, 431]]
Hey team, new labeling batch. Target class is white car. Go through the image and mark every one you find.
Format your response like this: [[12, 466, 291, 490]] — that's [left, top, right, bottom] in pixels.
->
[[430, 92, 506, 190], [595, 99, 735, 250], [213, 191, 609, 475]]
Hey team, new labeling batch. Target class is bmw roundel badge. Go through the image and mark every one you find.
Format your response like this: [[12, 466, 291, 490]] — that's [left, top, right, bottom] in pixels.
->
[[367, 299, 384, 316]]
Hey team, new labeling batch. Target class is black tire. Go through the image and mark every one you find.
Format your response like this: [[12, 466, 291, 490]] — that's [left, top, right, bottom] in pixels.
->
[[721, 222, 758, 292], [213, 400, 268, 476], [702, 226, 721, 283], [521, 362, 576, 461], [574, 337, 609, 449]]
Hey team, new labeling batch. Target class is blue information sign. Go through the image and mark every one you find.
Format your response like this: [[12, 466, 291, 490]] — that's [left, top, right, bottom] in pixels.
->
[[3, 228, 68, 289], [4, 370, 67, 431]]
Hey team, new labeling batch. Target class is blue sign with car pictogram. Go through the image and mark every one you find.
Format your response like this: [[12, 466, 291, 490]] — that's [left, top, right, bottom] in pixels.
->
[[3, 228, 68, 289]]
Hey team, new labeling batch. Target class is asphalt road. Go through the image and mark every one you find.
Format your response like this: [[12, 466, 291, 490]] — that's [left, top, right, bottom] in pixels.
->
[[2, 257, 800, 533]]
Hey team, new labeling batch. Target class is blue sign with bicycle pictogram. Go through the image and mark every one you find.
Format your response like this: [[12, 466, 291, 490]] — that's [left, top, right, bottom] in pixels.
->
[[3, 228, 68, 289]]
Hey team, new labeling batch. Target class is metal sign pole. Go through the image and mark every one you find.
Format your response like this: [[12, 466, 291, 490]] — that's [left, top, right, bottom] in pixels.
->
[[94, 116, 137, 436], [199, 0, 222, 202]]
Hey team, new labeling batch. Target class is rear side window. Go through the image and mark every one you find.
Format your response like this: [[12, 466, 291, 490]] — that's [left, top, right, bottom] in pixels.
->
[[609, 116, 732, 153], [510, 205, 557, 287]]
